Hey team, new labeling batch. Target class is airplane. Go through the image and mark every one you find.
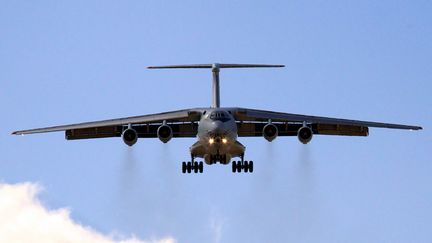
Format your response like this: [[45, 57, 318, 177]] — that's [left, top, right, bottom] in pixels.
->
[[12, 63, 422, 174]]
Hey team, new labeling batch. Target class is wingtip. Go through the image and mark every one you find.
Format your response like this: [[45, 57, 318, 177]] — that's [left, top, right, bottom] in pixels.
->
[[11, 130, 26, 135]]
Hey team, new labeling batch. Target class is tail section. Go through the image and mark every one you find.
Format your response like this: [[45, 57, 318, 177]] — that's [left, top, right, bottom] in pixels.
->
[[147, 63, 284, 108], [147, 64, 284, 69]]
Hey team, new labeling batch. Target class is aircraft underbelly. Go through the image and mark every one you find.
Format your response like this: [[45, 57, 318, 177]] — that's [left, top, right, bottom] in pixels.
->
[[190, 139, 245, 162]]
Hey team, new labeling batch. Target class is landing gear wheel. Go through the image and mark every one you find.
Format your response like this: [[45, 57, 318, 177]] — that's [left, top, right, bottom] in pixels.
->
[[182, 162, 187, 173], [232, 161, 237, 173], [249, 161, 254, 173], [198, 162, 204, 173], [244, 161, 249, 173], [236, 161, 242, 173], [193, 162, 199, 173], [186, 162, 192, 173]]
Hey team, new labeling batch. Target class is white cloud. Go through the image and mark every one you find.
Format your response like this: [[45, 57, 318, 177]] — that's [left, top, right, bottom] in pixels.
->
[[0, 182, 176, 243]]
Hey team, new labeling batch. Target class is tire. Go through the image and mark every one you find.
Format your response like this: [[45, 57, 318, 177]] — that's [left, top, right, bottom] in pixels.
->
[[249, 161, 254, 173], [232, 161, 237, 173], [193, 162, 199, 173], [236, 161, 242, 173], [244, 161, 249, 173], [182, 162, 186, 173], [186, 162, 192, 173], [199, 162, 204, 173]]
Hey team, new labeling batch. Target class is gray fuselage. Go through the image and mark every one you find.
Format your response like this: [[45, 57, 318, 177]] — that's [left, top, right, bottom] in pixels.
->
[[190, 109, 245, 164]]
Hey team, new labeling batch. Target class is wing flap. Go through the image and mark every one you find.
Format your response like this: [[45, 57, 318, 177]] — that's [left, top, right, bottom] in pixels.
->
[[237, 122, 369, 137], [66, 126, 122, 140], [65, 123, 198, 140], [315, 124, 369, 136]]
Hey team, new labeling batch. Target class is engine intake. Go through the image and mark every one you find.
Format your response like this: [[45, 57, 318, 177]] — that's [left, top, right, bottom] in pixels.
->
[[157, 124, 173, 143], [297, 126, 313, 144], [263, 123, 278, 142], [122, 128, 138, 146]]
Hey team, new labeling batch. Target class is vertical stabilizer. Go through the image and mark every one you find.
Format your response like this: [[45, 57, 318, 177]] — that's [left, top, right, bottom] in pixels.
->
[[211, 63, 221, 108]]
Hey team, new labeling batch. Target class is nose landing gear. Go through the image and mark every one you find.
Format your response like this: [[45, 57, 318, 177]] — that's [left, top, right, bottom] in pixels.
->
[[209, 154, 228, 164]]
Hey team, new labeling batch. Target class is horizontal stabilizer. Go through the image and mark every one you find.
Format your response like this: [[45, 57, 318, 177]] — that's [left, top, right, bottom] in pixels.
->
[[147, 63, 284, 108], [147, 63, 284, 69]]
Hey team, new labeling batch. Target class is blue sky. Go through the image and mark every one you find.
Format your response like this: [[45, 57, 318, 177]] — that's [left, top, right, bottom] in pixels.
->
[[1, 1, 431, 242]]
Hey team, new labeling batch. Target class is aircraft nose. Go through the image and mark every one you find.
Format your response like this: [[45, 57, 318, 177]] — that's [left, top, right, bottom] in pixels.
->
[[209, 121, 224, 133]]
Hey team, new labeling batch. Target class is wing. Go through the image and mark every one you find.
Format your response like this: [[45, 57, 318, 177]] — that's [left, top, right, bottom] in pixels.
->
[[232, 107, 422, 137], [12, 108, 203, 140]]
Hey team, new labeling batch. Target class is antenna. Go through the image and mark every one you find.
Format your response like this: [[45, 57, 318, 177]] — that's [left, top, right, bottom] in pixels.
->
[[147, 63, 285, 108]]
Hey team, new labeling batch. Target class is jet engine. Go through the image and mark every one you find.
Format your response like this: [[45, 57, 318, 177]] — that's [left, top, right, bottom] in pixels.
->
[[157, 124, 173, 143], [122, 128, 138, 146], [297, 126, 313, 144], [263, 123, 278, 142]]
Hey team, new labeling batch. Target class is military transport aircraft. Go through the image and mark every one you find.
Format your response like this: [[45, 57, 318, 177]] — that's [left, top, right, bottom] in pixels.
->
[[12, 64, 422, 174]]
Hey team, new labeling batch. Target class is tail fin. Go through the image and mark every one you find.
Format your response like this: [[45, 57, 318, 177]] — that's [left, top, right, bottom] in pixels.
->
[[147, 63, 284, 108]]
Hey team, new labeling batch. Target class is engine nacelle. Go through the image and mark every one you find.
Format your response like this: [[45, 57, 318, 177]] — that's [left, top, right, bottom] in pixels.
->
[[297, 126, 313, 144], [122, 128, 138, 146], [157, 124, 173, 143], [263, 123, 278, 142]]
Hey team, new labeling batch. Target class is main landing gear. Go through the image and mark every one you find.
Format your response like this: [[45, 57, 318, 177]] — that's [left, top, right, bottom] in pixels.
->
[[232, 160, 254, 173], [182, 154, 253, 174], [182, 161, 204, 173], [231, 154, 253, 173]]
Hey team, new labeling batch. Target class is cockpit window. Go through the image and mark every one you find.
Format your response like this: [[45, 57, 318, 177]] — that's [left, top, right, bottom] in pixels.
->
[[210, 111, 230, 122]]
